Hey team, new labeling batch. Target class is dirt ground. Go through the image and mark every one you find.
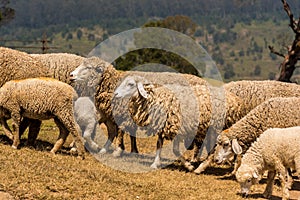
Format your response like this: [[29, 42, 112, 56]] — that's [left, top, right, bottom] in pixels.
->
[[0, 120, 299, 200]]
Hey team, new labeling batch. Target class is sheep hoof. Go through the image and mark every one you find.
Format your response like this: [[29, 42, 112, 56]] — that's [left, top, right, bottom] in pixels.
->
[[193, 167, 204, 175], [11, 145, 18, 150], [112, 148, 123, 157], [99, 148, 107, 155], [150, 162, 160, 169]]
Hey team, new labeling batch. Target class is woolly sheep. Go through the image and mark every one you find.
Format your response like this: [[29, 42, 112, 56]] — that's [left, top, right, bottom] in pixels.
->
[[0, 47, 52, 141], [214, 97, 300, 175], [236, 126, 300, 199], [0, 78, 85, 158], [194, 80, 300, 174], [113, 75, 245, 169], [0, 47, 51, 87], [69, 57, 211, 157]]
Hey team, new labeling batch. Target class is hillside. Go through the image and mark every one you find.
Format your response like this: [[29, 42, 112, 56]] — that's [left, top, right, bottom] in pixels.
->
[[1, 0, 299, 81]]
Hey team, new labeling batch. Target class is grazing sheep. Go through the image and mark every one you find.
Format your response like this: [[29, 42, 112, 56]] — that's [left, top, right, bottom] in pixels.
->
[[113, 75, 245, 169], [236, 126, 300, 199], [214, 97, 300, 175], [194, 80, 300, 174], [71, 96, 100, 152], [0, 78, 85, 158]]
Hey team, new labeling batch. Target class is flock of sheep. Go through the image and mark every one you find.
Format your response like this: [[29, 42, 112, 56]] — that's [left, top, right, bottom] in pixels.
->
[[1, 46, 300, 199]]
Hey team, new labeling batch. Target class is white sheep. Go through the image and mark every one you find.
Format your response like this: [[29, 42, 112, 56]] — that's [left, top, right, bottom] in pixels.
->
[[71, 96, 100, 153], [214, 97, 300, 175], [236, 126, 300, 199], [0, 78, 85, 158]]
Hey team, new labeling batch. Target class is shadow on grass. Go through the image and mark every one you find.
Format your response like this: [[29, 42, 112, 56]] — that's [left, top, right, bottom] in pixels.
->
[[236, 192, 281, 200], [0, 134, 73, 157]]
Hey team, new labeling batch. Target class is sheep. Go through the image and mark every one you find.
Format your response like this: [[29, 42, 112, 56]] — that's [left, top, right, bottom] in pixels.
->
[[71, 96, 100, 153], [0, 78, 85, 158], [113, 75, 246, 169], [194, 80, 300, 174], [235, 126, 300, 199], [69, 57, 211, 157], [214, 97, 300, 175], [0, 47, 51, 87], [0, 47, 53, 141]]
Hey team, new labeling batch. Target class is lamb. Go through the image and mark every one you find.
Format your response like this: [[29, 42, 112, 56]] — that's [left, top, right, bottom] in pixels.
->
[[235, 126, 300, 199], [214, 97, 300, 175], [113, 75, 246, 169], [0, 78, 85, 158], [71, 96, 100, 152]]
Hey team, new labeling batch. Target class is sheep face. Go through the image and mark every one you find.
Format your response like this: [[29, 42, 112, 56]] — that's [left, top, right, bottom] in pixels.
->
[[214, 134, 242, 164], [236, 165, 260, 197], [70, 57, 104, 85], [114, 76, 150, 99]]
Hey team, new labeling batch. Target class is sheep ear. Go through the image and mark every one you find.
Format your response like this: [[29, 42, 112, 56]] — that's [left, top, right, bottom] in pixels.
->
[[232, 139, 242, 155], [137, 82, 149, 99]]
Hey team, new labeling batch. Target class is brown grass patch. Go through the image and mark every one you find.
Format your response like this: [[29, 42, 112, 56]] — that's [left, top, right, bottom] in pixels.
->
[[0, 120, 299, 199]]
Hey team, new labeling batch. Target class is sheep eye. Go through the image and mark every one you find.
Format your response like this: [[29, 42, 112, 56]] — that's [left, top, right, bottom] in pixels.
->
[[247, 179, 251, 183]]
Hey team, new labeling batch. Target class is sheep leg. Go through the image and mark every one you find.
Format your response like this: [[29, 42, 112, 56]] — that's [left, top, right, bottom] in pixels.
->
[[100, 120, 117, 154], [231, 154, 242, 175], [275, 162, 290, 200], [26, 119, 42, 147], [130, 134, 138, 153], [151, 134, 163, 169], [11, 113, 21, 149], [51, 118, 69, 154], [83, 122, 99, 153], [0, 118, 14, 140], [194, 153, 214, 174], [173, 135, 194, 171], [262, 170, 276, 199], [113, 129, 125, 157]]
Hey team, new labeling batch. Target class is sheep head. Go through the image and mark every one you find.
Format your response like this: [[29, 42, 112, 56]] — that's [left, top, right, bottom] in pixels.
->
[[214, 132, 242, 164], [114, 75, 153, 99], [69, 56, 107, 88], [235, 164, 261, 197]]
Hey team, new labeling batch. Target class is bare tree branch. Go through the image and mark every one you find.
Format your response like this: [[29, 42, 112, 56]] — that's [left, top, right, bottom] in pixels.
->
[[268, 45, 285, 58], [281, 0, 298, 33]]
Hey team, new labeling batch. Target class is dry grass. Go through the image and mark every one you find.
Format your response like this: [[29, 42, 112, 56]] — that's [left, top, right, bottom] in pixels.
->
[[0, 120, 299, 200]]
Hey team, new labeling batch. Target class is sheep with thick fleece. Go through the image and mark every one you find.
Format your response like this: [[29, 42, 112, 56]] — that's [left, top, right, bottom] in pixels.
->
[[0, 47, 53, 141], [69, 57, 211, 156], [214, 97, 300, 175], [236, 126, 300, 199], [0, 78, 85, 158], [113, 75, 245, 169], [0, 47, 51, 87], [224, 80, 300, 114], [194, 80, 300, 174]]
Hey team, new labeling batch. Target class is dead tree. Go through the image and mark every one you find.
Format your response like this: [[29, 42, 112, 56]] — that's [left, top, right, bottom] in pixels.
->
[[269, 0, 300, 82]]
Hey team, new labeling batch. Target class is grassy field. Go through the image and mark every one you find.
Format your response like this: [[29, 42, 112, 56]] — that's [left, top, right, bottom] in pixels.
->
[[0, 120, 299, 200]]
